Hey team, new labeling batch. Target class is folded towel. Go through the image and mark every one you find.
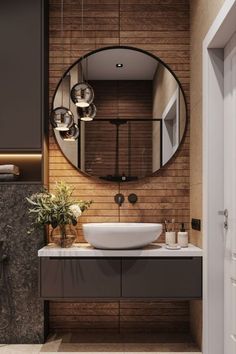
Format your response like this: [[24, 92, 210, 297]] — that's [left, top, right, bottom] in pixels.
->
[[0, 174, 18, 181], [0, 164, 20, 175]]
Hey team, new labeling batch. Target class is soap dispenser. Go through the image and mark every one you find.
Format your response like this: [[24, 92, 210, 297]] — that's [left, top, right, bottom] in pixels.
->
[[177, 223, 188, 248]]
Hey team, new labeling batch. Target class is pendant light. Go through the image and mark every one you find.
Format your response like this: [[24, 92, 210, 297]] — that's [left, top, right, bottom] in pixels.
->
[[71, 81, 94, 108], [51, 106, 74, 131], [77, 103, 97, 122], [50, 0, 74, 131], [60, 73, 80, 140], [70, 0, 94, 108], [60, 123, 80, 141]]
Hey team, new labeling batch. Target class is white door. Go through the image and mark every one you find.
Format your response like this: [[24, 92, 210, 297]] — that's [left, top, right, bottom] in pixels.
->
[[224, 32, 236, 354]]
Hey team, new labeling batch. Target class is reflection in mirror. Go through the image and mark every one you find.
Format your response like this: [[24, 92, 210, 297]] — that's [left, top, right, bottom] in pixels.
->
[[52, 47, 187, 181]]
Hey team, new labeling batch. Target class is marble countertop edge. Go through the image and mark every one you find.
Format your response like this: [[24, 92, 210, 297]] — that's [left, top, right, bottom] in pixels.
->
[[38, 243, 202, 257]]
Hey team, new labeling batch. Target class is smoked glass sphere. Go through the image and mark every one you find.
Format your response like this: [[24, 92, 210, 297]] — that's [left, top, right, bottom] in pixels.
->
[[71, 82, 94, 108], [77, 103, 97, 122], [50, 107, 74, 131], [60, 123, 80, 141]]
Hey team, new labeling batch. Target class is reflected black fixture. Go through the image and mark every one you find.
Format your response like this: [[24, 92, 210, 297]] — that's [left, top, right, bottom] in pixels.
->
[[50, 107, 74, 131], [114, 193, 125, 207], [60, 123, 80, 141], [116, 63, 123, 68], [128, 193, 138, 205], [100, 119, 138, 182]]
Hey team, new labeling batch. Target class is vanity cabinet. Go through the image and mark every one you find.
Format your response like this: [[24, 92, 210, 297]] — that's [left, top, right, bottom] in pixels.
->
[[39, 257, 202, 299]]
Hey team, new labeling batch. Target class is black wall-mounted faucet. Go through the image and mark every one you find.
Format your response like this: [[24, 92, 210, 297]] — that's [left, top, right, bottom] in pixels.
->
[[114, 193, 125, 207]]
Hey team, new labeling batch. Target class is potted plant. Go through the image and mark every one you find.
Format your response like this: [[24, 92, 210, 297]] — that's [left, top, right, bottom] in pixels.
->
[[26, 181, 92, 248]]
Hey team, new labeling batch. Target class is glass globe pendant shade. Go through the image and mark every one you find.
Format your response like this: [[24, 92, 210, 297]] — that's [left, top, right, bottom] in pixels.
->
[[50, 107, 74, 131], [77, 103, 97, 122], [60, 123, 80, 141], [71, 82, 94, 108]]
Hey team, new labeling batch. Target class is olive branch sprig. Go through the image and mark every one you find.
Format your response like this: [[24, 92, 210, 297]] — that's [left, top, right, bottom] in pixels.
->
[[26, 181, 92, 234]]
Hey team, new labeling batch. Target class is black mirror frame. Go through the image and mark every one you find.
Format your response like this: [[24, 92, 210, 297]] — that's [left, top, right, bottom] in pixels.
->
[[51, 45, 188, 182]]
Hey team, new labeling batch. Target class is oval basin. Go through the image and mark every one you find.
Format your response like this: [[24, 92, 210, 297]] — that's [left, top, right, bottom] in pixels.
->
[[83, 223, 162, 249]]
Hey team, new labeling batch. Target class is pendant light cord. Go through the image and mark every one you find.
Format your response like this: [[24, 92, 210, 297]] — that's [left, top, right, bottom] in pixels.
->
[[61, 0, 64, 42], [69, 0, 72, 111], [119, 0, 120, 46], [81, 0, 84, 81], [61, 0, 64, 105], [81, 0, 84, 41]]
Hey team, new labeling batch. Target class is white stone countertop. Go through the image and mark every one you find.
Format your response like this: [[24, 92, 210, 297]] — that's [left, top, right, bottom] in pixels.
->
[[38, 243, 202, 257]]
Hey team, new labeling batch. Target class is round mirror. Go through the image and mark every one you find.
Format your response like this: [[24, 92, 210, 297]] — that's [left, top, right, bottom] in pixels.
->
[[52, 46, 187, 182]]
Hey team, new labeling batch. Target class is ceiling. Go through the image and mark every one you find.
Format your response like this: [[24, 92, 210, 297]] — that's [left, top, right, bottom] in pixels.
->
[[79, 48, 159, 81]]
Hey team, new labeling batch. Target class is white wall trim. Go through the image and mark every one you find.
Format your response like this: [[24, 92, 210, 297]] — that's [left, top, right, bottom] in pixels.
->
[[162, 88, 179, 165], [203, 0, 236, 48], [202, 1, 236, 353], [162, 88, 178, 120], [203, 46, 224, 354]]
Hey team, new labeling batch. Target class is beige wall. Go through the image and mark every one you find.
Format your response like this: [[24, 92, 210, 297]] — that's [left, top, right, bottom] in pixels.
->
[[190, 0, 225, 348], [153, 65, 178, 119], [152, 65, 179, 171], [152, 65, 187, 172]]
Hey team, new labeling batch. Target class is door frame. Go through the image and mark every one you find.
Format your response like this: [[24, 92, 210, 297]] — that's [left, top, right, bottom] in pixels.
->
[[203, 1, 236, 353]]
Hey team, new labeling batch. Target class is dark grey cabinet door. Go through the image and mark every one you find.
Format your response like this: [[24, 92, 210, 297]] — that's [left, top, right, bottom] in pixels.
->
[[122, 258, 202, 298], [63, 259, 121, 298], [40, 258, 121, 298], [40, 258, 63, 298], [0, 0, 45, 150]]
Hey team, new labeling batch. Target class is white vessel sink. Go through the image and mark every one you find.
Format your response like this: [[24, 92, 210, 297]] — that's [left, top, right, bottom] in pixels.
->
[[82, 223, 162, 249]]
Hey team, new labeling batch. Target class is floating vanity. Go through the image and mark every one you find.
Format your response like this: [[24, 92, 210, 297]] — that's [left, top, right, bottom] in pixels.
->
[[38, 243, 202, 300]]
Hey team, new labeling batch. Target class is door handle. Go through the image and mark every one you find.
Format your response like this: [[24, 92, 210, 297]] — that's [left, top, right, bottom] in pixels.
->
[[218, 209, 228, 230]]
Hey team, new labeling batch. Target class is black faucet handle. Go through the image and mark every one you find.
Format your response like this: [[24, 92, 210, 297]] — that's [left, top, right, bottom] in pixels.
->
[[128, 193, 138, 205], [114, 193, 125, 207]]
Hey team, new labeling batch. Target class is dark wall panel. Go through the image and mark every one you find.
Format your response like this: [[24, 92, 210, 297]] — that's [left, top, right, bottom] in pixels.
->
[[0, 0, 44, 151], [0, 184, 45, 344]]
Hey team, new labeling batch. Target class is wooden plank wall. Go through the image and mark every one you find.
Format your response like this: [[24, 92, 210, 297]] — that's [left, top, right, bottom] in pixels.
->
[[49, 0, 190, 334], [50, 300, 190, 333]]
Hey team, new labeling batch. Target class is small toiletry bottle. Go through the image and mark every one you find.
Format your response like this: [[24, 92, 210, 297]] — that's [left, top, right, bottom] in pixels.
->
[[164, 219, 176, 245], [177, 223, 188, 247], [165, 231, 176, 245]]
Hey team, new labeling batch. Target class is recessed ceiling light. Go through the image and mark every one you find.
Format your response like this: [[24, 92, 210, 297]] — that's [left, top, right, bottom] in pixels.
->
[[116, 63, 123, 68]]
